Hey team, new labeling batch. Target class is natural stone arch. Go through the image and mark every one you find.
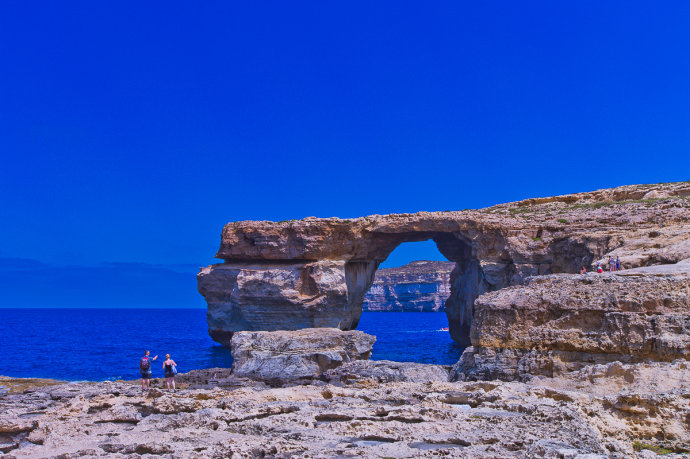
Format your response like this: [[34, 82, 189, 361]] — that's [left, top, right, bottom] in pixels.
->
[[198, 183, 690, 347], [198, 215, 546, 347]]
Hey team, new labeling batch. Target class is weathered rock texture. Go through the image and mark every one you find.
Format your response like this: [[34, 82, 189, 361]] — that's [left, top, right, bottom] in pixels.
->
[[452, 260, 690, 382], [3, 364, 689, 457], [198, 181, 690, 345], [322, 359, 450, 385], [230, 328, 375, 384], [198, 260, 371, 346], [363, 260, 453, 312]]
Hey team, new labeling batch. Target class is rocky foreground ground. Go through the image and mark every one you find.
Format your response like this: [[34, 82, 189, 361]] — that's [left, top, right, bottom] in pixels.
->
[[1, 358, 689, 458]]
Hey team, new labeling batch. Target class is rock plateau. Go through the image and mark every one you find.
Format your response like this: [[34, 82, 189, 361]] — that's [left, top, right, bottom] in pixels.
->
[[452, 259, 690, 383]]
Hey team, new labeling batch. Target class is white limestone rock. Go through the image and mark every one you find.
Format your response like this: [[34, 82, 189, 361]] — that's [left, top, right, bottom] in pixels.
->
[[230, 328, 375, 384]]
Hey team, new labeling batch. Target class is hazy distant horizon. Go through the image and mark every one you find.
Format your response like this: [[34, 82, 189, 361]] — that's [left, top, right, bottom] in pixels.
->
[[0, 241, 448, 308]]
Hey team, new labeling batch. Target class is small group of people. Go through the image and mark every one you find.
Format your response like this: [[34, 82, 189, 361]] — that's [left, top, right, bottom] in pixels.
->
[[607, 256, 622, 272], [580, 256, 622, 274], [139, 350, 178, 391]]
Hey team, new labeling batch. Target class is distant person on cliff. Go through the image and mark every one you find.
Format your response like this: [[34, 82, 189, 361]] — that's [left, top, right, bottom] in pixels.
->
[[596, 260, 603, 273], [139, 350, 158, 391], [580, 265, 587, 274], [609, 256, 616, 272], [616, 256, 621, 271], [162, 354, 178, 391]]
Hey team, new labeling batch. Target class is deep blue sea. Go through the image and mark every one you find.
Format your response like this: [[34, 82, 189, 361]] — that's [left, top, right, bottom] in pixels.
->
[[0, 309, 463, 381]]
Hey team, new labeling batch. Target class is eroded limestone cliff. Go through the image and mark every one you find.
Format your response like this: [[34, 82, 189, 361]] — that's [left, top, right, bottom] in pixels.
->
[[452, 259, 690, 382], [362, 260, 453, 312], [198, 181, 690, 345]]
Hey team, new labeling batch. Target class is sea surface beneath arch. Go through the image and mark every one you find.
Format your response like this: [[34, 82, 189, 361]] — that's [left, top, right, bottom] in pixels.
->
[[0, 309, 465, 381]]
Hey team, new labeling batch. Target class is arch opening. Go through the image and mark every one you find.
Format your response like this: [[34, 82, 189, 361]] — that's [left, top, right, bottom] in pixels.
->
[[366, 240, 452, 312], [346, 231, 485, 349], [355, 240, 460, 364]]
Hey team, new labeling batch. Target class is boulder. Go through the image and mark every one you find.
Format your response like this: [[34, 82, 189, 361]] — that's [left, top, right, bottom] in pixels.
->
[[0, 417, 36, 434], [230, 328, 376, 384]]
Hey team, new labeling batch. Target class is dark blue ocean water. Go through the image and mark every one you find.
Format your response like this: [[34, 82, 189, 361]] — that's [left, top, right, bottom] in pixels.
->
[[357, 311, 464, 365], [0, 309, 463, 381]]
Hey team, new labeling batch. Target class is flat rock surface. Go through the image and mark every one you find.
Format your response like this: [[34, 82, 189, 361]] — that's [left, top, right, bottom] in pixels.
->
[[1, 364, 688, 458], [322, 360, 450, 385]]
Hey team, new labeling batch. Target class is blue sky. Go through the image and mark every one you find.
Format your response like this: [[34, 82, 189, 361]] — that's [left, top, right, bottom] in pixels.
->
[[1, 2, 689, 293]]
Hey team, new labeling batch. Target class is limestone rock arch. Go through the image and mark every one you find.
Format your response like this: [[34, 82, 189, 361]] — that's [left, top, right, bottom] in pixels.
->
[[198, 182, 690, 347], [199, 214, 561, 347]]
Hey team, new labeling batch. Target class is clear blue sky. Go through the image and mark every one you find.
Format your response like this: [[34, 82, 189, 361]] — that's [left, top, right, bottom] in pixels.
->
[[2, 1, 689, 272]]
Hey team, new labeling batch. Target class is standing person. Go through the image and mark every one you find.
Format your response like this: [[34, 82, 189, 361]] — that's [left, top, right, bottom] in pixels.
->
[[580, 265, 587, 274], [139, 350, 158, 391], [162, 354, 177, 391], [616, 256, 621, 271], [608, 256, 614, 272]]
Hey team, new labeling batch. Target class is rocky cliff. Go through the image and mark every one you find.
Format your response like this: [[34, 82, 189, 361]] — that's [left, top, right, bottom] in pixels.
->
[[198, 181, 690, 345], [451, 259, 690, 382], [362, 260, 454, 312]]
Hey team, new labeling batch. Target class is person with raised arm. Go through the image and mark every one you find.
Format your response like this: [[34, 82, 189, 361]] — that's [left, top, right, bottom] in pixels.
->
[[139, 350, 158, 391]]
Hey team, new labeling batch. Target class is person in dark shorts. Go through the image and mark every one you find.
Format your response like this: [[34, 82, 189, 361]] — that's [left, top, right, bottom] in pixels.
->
[[139, 350, 158, 391], [162, 354, 177, 391]]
